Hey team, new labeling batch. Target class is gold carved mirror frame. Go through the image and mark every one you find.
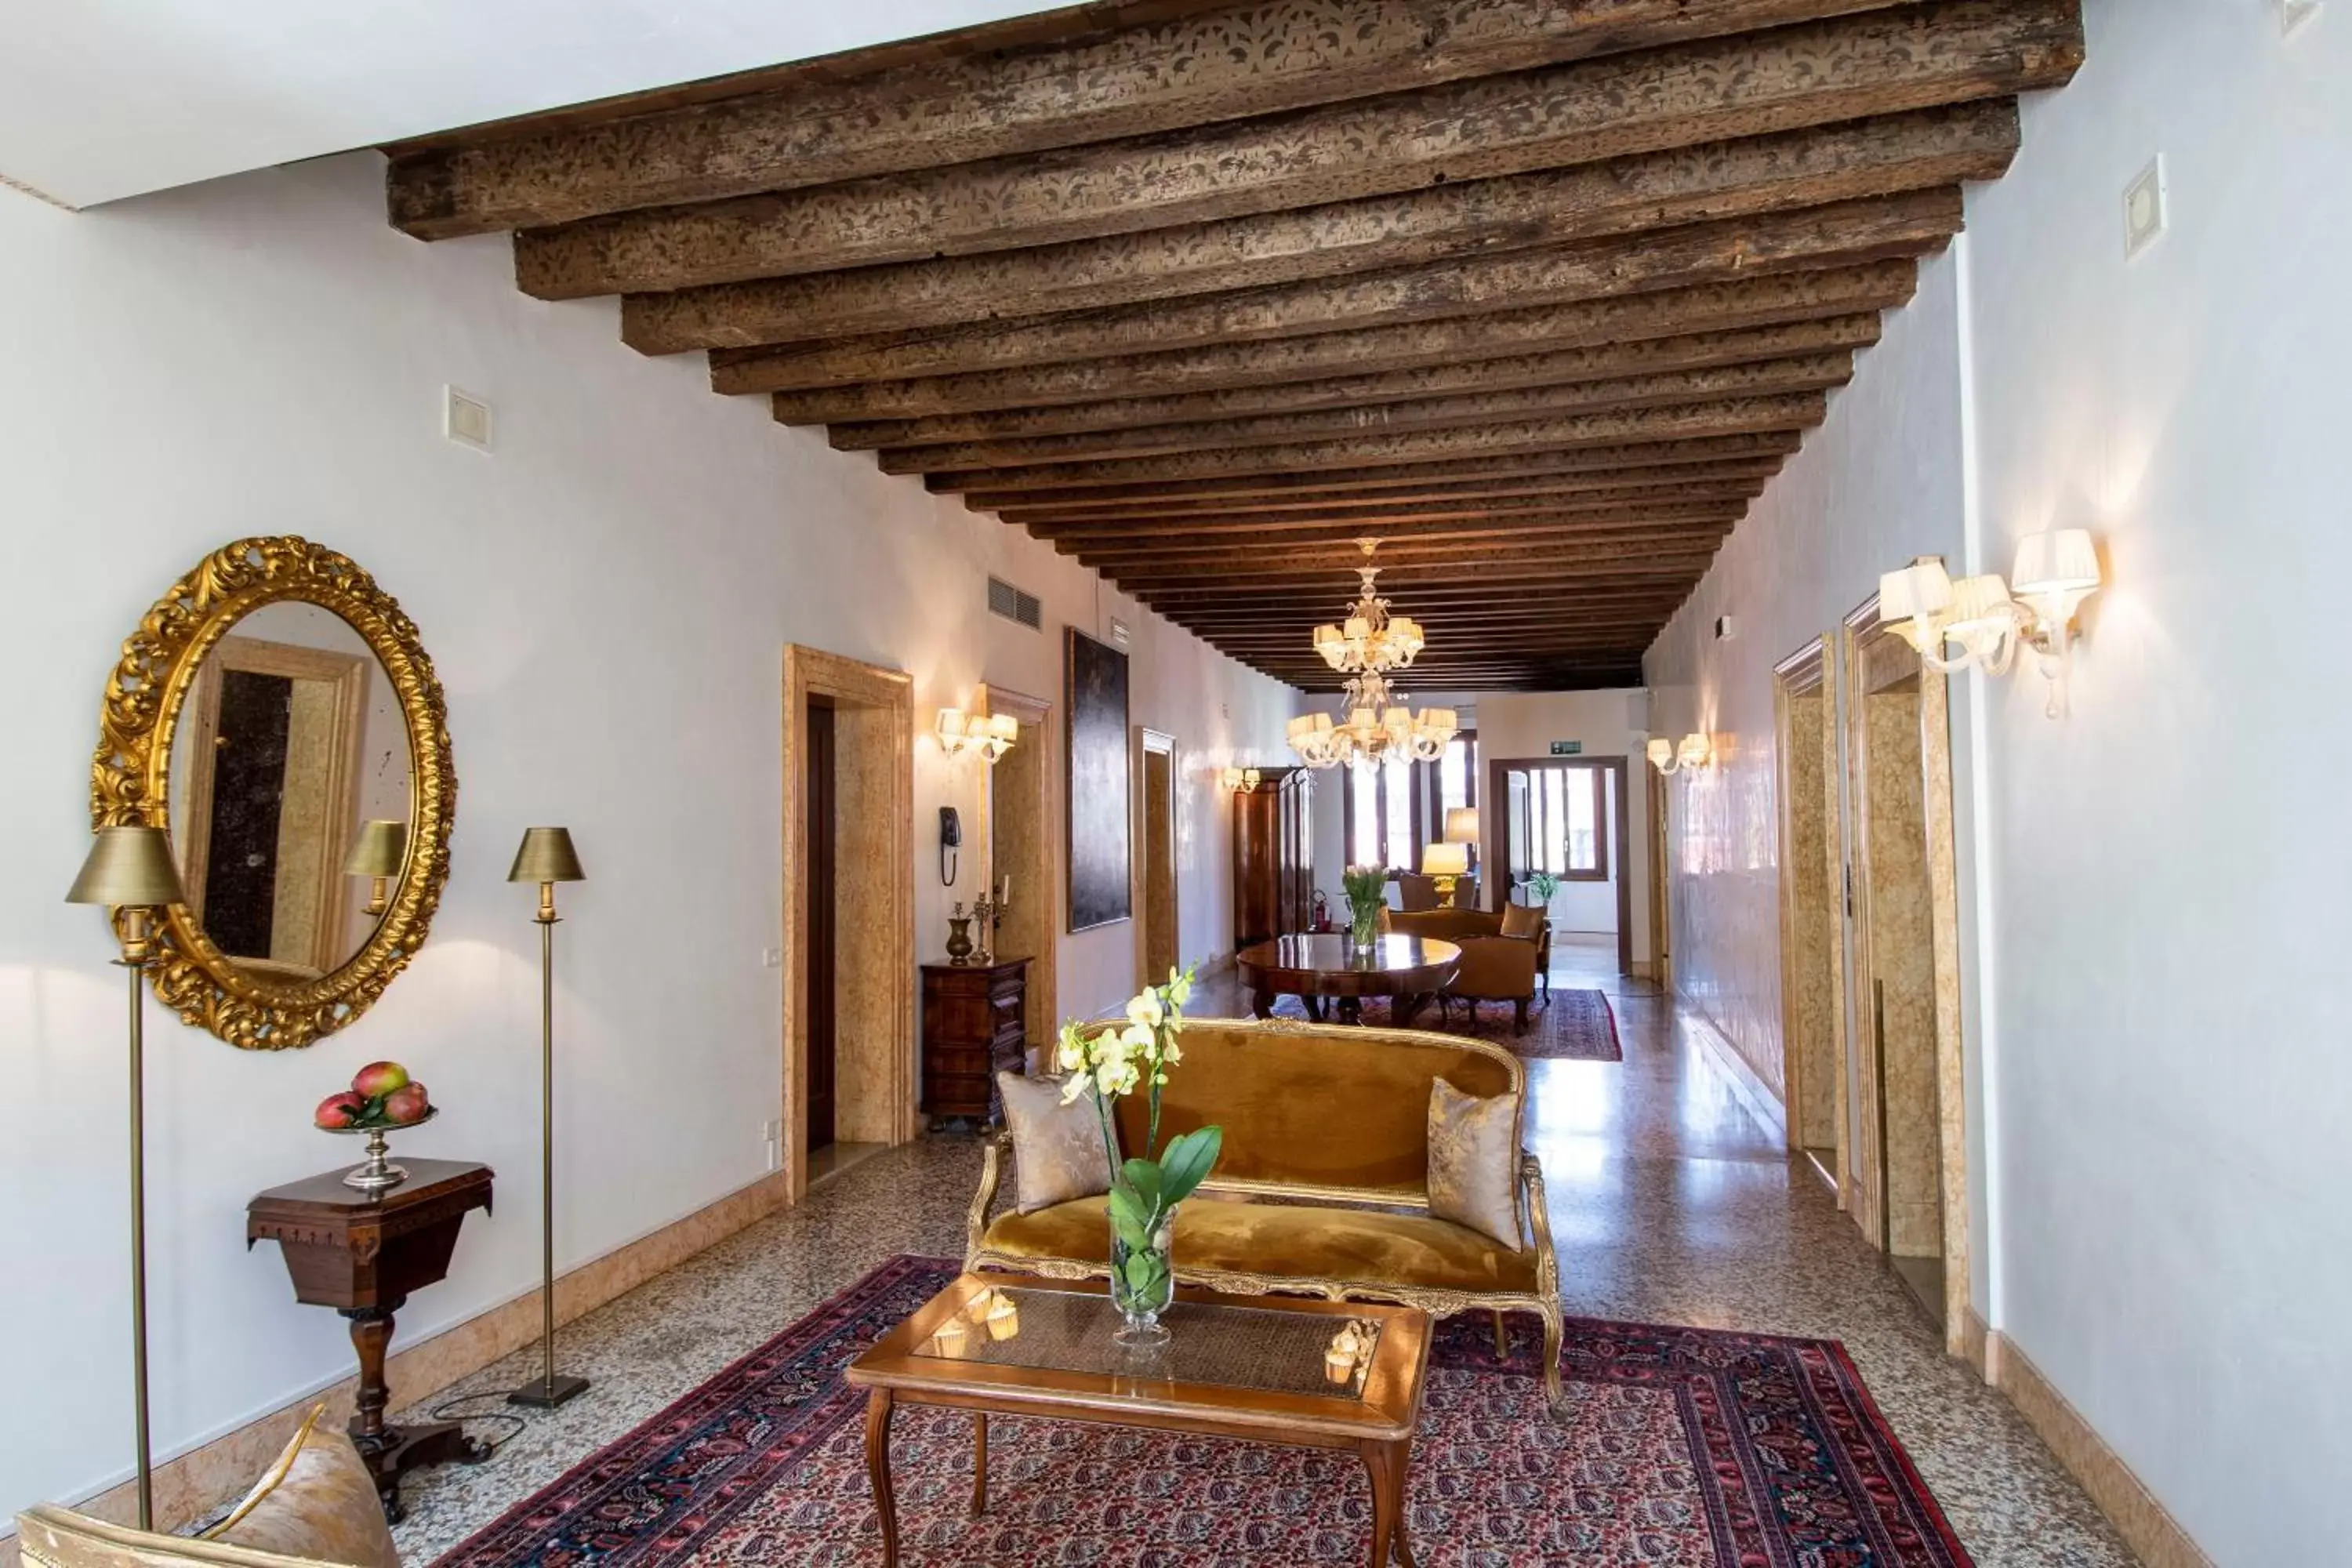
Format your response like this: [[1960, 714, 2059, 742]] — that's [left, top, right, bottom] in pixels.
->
[[91, 535, 456, 1048]]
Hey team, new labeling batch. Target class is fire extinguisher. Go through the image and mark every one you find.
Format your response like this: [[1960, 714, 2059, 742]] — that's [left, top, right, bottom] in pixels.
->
[[1311, 889, 1331, 931]]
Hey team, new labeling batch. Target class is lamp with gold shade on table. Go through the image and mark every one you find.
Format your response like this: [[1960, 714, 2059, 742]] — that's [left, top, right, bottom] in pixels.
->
[[63, 825, 187, 1530], [506, 826, 591, 1408]]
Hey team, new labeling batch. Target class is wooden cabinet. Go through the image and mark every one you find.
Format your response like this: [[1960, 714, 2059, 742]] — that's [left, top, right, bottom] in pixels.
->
[[1232, 765, 1313, 951], [920, 956, 1029, 1126]]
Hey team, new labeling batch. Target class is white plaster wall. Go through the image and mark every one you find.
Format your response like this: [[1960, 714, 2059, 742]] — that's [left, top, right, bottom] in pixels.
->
[[0, 152, 1293, 1523], [1643, 246, 1984, 1194], [1962, 3, 2352, 1559]]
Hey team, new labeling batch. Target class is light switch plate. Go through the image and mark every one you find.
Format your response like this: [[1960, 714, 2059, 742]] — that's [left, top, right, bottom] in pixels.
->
[[2123, 156, 2167, 260], [443, 385, 493, 452]]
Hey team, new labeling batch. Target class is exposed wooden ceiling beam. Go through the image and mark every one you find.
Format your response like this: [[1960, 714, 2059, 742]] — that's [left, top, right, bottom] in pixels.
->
[[921, 394, 1825, 492], [1035, 492, 1761, 542], [817, 318, 1878, 447], [391, 0, 1918, 240], [711, 190, 1955, 394], [623, 102, 2011, 351], [967, 441, 1798, 512], [511, 0, 2077, 296], [874, 354, 1852, 472], [771, 263, 1915, 421], [1070, 517, 1736, 564]]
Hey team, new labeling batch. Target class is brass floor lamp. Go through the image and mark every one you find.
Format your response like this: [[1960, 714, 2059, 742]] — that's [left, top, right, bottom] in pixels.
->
[[65, 825, 187, 1530], [506, 827, 590, 1408]]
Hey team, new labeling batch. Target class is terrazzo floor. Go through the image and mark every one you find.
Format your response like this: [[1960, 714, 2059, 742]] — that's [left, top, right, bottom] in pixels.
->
[[387, 942, 2136, 1566]]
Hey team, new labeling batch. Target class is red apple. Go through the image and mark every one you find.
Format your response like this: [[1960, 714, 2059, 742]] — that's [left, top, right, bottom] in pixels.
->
[[351, 1061, 409, 1099], [314, 1091, 365, 1130], [382, 1082, 431, 1126]]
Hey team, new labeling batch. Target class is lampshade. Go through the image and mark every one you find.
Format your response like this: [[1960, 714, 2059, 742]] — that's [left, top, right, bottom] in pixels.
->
[[1343, 616, 1370, 641], [1312, 624, 1342, 649], [1444, 807, 1479, 844], [1646, 738, 1674, 769], [935, 707, 968, 740], [341, 819, 409, 879], [1348, 706, 1375, 730], [65, 826, 186, 907], [2013, 528, 2100, 595], [1945, 572, 2015, 633], [1678, 733, 1712, 768], [982, 713, 1020, 743], [1421, 842, 1470, 877], [1879, 559, 1954, 622], [508, 826, 586, 884]]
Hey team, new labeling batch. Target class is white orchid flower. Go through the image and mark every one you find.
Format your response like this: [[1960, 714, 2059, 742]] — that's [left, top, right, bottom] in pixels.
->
[[1126, 989, 1164, 1031]]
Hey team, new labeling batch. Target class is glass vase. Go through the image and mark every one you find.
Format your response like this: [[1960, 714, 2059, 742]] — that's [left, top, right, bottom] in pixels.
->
[[1109, 1203, 1178, 1348], [1348, 902, 1381, 954]]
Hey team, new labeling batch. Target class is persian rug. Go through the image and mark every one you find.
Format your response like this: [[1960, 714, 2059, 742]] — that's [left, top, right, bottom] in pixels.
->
[[1265, 988, 1622, 1062], [437, 1255, 1972, 1568]]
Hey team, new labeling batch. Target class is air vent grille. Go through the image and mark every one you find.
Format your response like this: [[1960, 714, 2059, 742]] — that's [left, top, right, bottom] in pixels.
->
[[988, 576, 1042, 630]]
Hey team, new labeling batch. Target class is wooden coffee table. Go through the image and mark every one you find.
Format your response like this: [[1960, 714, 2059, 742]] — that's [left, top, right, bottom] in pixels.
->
[[1236, 932, 1461, 1025], [847, 1272, 1430, 1566]]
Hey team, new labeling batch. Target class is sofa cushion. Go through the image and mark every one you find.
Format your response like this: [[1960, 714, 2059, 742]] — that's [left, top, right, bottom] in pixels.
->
[[201, 1405, 398, 1568], [1499, 903, 1546, 940], [1108, 1021, 1515, 1192], [1426, 1080, 1523, 1250], [999, 1072, 1117, 1214], [984, 1193, 1539, 1297]]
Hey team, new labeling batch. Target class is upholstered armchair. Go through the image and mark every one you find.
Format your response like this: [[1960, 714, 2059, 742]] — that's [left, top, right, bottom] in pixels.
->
[[1394, 873, 1441, 912], [1501, 902, 1553, 1002], [1442, 933, 1542, 1033]]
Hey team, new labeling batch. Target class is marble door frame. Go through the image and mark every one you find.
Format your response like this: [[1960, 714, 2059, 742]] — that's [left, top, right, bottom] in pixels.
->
[[782, 644, 916, 1205], [977, 682, 1058, 1052], [1773, 634, 1847, 1203], [1841, 596, 1971, 1357]]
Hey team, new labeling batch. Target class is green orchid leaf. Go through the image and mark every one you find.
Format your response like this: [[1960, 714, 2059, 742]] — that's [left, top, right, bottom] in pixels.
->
[[1156, 1124, 1223, 1205], [1120, 1160, 1163, 1212]]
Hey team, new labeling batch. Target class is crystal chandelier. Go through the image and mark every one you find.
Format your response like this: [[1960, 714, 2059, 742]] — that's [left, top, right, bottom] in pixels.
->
[[1287, 540, 1457, 770]]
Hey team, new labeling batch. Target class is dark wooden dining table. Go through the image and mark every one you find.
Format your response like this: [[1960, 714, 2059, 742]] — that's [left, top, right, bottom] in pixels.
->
[[1236, 933, 1461, 1026]]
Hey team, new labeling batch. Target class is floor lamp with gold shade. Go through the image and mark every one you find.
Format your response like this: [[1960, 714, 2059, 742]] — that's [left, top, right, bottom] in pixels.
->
[[64, 825, 187, 1530], [506, 826, 590, 1408]]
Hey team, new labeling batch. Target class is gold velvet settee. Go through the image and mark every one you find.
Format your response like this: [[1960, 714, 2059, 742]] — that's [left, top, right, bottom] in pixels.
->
[[967, 1017, 1564, 1403]]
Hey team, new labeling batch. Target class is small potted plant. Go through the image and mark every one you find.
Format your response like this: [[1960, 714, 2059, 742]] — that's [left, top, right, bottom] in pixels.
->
[[1341, 864, 1386, 953], [1519, 869, 1561, 909], [1054, 966, 1221, 1348]]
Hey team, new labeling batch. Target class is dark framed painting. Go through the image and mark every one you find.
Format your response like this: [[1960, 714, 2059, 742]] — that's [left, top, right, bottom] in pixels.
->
[[1064, 626, 1132, 933]]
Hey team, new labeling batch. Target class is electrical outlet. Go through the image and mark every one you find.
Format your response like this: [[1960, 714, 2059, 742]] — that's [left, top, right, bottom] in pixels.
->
[[761, 946, 782, 969], [2123, 156, 2167, 259], [761, 1118, 782, 1171]]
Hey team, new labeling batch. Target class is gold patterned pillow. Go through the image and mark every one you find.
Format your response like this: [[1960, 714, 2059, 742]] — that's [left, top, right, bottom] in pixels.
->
[[1500, 902, 1545, 940], [999, 1072, 1120, 1214], [201, 1404, 399, 1568], [1426, 1079, 1523, 1250]]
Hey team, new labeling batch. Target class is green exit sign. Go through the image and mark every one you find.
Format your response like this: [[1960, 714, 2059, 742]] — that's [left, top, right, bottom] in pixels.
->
[[1549, 740, 1584, 756]]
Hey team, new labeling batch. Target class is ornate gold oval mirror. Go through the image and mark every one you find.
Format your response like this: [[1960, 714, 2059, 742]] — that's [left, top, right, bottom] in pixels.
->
[[91, 536, 455, 1048]]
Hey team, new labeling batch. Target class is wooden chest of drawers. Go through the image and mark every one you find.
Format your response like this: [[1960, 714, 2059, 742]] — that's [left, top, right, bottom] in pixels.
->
[[920, 956, 1030, 1126]]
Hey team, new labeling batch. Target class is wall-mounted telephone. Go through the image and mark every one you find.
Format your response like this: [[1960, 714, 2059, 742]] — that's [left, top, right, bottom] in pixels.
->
[[939, 806, 962, 887]]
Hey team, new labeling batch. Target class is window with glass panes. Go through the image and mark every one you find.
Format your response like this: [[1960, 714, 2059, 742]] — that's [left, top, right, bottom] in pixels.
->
[[1341, 731, 1477, 871]]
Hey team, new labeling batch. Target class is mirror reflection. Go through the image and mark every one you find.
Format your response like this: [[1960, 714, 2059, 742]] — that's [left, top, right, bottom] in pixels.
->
[[165, 601, 416, 982]]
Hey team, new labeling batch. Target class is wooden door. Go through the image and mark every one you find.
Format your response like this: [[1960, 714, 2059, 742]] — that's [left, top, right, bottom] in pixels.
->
[[804, 700, 838, 1152]]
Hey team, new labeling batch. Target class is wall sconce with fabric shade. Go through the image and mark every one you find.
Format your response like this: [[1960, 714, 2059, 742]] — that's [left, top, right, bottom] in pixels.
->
[[1220, 766, 1262, 791], [936, 707, 1017, 764], [1879, 532, 2103, 717], [1646, 735, 1715, 775], [342, 819, 408, 916], [64, 825, 187, 1530], [505, 827, 590, 1409]]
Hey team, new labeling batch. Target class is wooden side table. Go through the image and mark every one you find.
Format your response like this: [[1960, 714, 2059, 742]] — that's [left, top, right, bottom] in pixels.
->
[[920, 956, 1029, 1127], [246, 1159, 495, 1520]]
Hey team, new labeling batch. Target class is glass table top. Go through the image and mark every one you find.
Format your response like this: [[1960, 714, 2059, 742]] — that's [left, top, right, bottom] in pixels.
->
[[913, 1287, 1383, 1399]]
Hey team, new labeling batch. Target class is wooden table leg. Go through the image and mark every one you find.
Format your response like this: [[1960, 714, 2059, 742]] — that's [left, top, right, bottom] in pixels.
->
[[1303, 994, 1325, 1022], [865, 1389, 899, 1567], [1360, 1437, 1414, 1567], [1250, 987, 1276, 1018], [1395, 992, 1432, 1027], [971, 1410, 989, 1516], [1337, 995, 1363, 1025]]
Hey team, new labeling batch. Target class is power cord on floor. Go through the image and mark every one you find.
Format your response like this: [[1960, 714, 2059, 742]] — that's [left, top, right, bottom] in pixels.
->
[[424, 1392, 532, 1457]]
